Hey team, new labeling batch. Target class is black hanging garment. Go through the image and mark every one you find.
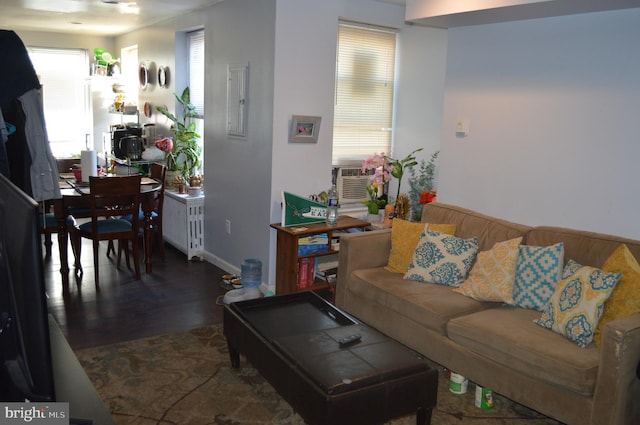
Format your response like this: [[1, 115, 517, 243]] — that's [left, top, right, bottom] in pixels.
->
[[0, 30, 60, 201]]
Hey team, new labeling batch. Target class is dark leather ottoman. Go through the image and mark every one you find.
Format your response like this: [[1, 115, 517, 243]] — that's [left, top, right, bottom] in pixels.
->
[[223, 291, 438, 425]]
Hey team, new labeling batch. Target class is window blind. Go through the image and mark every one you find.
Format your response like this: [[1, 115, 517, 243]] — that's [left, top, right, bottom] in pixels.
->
[[27, 47, 90, 157], [188, 30, 205, 117], [332, 21, 397, 165]]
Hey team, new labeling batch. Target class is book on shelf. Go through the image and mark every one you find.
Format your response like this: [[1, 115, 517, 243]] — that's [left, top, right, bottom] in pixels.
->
[[314, 257, 338, 283], [298, 233, 328, 245], [297, 257, 315, 289], [297, 232, 329, 256], [298, 244, 329, 256], [315, 258, 338, 272], [315, 267, 337, 283]]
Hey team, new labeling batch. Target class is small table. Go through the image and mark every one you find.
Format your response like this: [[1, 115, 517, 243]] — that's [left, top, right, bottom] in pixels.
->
[[223, 292, 438, 425], [270, 216, 370, 294]]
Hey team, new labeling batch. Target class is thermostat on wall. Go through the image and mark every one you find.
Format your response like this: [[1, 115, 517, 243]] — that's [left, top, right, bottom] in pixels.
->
[[455, 119, 470, 137]]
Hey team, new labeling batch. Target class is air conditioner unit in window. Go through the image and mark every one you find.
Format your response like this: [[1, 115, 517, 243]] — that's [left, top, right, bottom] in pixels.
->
[[336, 167, 372, 204]]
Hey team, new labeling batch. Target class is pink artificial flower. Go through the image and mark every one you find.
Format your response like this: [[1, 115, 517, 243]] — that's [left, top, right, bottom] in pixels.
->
[[361, 152, 392, 186]]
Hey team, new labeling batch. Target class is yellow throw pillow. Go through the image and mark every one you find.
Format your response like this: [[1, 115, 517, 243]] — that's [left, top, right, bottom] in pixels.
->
[[594, 244, 640, 347], [385, 219, 456, 274], [453, 237, 523, 304]]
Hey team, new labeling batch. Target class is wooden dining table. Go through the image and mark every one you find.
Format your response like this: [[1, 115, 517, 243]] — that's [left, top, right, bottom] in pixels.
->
[[53, 173, 162, 285]]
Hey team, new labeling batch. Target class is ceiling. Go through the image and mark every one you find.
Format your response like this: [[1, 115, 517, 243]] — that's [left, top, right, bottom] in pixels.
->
[[405, 0, 640, 28], [1, 1, 405, 38], [3, 0, 638, 37], [0, 0, 224, 36]]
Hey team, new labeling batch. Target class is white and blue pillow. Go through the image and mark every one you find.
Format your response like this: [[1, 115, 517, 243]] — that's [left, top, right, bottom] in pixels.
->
[[513, 243, 564, 311], [404, 230, 479, 287], [536, 260, 621, 347]]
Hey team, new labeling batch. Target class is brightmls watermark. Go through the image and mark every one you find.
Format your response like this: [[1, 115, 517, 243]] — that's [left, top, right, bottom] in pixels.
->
[[1, 403, 68, 424]]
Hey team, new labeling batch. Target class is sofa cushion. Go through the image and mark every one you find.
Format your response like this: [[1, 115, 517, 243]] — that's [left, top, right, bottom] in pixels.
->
[[448, 306, 600, 396], [385, 219, 457, 274], [595, 244, 640, 346], [420, 203, 531, 251], [348, 267, 496, 335], [537, 260, 621, 348], [452, 237, 522, 304], [524, 226, 640, 270], [513, 243, 564, 311], [405, 230, 479, 286]]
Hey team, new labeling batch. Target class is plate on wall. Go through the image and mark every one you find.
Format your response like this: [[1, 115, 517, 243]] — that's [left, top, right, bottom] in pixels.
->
[[143, 102, 152, 118], [139, 62, 149, 90], [158, 66, 169, 88]]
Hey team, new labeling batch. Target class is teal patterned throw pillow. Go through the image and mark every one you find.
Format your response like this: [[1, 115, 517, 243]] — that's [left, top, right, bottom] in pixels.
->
[[536, 261, 621, 347], [513, 243, 564, 311], [404, 229, 479, 287]]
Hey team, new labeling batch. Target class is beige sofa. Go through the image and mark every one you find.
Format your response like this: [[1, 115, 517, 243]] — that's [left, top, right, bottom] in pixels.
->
[[335, 202, 640, 425]]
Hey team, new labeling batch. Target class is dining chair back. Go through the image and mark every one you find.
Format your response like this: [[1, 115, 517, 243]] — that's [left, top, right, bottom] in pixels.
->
[[147, 162, 167, 259], [113, 162, 167, 265], [71, 175, 142, 286]]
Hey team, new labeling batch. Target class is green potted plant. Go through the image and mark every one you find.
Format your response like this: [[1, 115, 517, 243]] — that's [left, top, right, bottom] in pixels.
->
[[156, 87, 202, 181], [408, 151, 439, 221], [387, 148, 422, 206]]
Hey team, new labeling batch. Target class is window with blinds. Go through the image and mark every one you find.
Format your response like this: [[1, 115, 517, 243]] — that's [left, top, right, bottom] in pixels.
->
[[28, 47, 90, 158], [188, 30, 205, 118], [187, 29, 205, 173], [332, 21, 397, 165]]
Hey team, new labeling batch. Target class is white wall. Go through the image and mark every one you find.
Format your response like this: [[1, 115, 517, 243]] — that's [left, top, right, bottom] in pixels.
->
[[200, 0, 276, 276], [115, 0, 277, 277], [438, 8, 640, 239], [393, 21, 448, 193], [270, 0, 447, 288], [116, 0, 447, 290], [13, 1, 449, 289], [115, 26, 181, 136]]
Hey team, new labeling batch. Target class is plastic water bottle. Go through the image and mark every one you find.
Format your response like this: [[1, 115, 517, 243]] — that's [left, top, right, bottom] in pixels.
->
[[326, 169, 339, 226], [241, 258, 262, 289]]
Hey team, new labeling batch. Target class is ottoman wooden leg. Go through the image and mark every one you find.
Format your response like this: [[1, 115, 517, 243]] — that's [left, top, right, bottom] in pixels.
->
[[416, 406, 433, 425], [228, 344, 240, 368]]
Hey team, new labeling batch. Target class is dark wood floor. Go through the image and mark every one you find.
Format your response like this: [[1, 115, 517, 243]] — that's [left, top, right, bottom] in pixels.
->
[[43, 235, 230, 351]]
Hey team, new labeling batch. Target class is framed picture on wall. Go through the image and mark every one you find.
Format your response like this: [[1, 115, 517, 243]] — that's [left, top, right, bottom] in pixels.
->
[[289, 115, 321, 143]]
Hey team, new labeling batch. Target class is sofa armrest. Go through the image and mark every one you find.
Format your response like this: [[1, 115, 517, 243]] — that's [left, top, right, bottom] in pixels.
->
[[335, 228, 391, 308], [592, 313, 640, 425]]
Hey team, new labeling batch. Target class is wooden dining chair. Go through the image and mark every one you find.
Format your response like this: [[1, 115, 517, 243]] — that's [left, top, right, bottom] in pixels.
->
[[142, 162, 167, 259], [111, 162, 167, 264], [70, 175, 142, 286], [38, 210, 76, 258]]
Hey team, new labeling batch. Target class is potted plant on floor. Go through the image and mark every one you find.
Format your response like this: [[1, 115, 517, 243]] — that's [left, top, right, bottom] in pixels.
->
[[156, 87, 202, 183]]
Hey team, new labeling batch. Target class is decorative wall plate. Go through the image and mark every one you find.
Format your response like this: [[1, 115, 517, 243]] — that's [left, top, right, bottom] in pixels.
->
[[143, 102, 152, 118], [139, 62, 149, 90], [158, 66, 169, 88]]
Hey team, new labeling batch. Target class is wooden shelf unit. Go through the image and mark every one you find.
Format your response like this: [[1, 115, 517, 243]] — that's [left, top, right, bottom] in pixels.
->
[[270, 216, 370, 294]]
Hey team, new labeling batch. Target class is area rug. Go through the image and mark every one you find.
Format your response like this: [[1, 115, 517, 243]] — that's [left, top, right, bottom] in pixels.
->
[[75, 325, 564, 425]]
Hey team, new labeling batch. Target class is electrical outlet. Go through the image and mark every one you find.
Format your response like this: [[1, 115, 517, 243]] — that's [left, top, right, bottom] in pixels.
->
[[225, 219, 231, 235]]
